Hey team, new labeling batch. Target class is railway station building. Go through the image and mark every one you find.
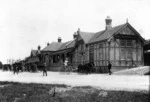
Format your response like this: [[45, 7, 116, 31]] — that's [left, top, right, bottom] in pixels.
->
[[41, 17, 145, 72]]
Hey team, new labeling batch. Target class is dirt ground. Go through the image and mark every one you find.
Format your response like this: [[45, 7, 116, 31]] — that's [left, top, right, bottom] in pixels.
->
[[0, 81, 149, 102], [0, 70, 149, 92], [0, 69, 149, 102]]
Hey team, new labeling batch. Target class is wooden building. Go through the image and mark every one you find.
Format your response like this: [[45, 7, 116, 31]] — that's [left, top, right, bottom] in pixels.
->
[[41, 37, 75, 71], [41, 17, 145, 72], [144, 39, 150, 66], [25, 46, 41, 65]]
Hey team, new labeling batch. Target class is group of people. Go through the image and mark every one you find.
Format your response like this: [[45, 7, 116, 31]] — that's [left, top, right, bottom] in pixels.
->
[[12, 62, 48, 76], [11, 57, 112, 76], [64, 57, 112, 75]]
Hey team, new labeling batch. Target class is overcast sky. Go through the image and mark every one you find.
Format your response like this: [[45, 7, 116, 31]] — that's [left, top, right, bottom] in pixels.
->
[[0, 0, 150, 64]]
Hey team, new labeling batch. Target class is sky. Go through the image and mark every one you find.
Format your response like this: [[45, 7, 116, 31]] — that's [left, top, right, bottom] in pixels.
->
[[0, 0, 150, 64]]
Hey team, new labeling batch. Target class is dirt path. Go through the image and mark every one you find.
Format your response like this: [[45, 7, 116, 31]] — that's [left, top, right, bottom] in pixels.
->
[[0, 70, 149, 92]]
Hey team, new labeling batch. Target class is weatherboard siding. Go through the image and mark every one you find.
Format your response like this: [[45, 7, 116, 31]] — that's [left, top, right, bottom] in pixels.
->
[[38, 23, 144, 72]]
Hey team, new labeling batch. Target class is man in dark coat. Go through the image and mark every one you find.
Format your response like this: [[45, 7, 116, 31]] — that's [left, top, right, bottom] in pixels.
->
[[108, 61, 112, 75], [43, 63, 47, 76], [13, 65, 18, 75]]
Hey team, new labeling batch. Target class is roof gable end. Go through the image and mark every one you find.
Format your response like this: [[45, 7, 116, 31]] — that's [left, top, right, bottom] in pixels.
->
[[88, 23, 126, 44], [113, 23, 145, 42]]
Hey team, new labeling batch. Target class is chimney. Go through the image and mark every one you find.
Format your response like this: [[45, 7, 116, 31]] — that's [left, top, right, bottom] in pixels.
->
[[58, 37, 62, 43], [77, 28, 80, 35], [38, 45, 41, 50], [47, 42, 50, 46], [73, 32, 77, 39], [105, 16, 112, 30], [37, 45, 41, 54]]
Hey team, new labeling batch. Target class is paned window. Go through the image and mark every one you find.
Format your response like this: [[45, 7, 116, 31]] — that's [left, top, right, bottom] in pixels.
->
[[99, 52, 102, 59], [120, 40, 132, 47], [99, 44, 103, 48], [127, 40, 132, 46], [120, 40, 126, 46], [81, 44, 84, 51], [127, 48, 132, 59], [120, 48, 126, 60]]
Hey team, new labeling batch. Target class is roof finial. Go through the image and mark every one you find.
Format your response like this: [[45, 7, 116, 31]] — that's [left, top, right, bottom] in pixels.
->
[[126, 18, 128, 23]]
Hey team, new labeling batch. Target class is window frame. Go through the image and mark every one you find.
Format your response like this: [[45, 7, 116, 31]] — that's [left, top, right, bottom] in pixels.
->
[[126, 48, 132, 60], [120, 40, 126, 47], [127, 40, 132, 47]]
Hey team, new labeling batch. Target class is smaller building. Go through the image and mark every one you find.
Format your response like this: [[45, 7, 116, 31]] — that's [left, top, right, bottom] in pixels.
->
[[41, 37, 75, 71], [25, 46, 41, 66]]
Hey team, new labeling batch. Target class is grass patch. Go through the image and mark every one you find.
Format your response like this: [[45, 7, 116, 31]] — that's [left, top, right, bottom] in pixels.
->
[[0, 81, 149, 102]]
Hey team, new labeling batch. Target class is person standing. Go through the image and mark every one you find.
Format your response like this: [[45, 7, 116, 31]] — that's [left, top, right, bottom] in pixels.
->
[[43, 63, 47, 76], [108, 61, 112, 75], [14, 65, 18, 75], [13, 65, 16, 75], [64, 58, 68, 72]]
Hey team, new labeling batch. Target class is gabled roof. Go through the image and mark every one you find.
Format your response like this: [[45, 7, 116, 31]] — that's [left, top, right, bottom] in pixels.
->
[[58, 40, 75, 51], [88, 23, 126, 44], [26, 56, 39, 64], [58, 41, 72, 50], [42, 42, 63, 51], [125, 23, 145, 42], [88, 23, 145, 44], [42, 40, 75, 52], [66, 40, 75, 48], [78, 31, 95, 44], [41, 22, 145, 53], [31, 50, 37, 56]]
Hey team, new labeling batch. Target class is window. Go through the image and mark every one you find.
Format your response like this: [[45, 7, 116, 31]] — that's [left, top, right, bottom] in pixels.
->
[[120, 40, 132, 47], [45, 55, 49, 64], [53, 55, 56, 63], [99, 52, 102, 59], [89, 45, 94, 51], [127, 48, 132, 59], [137, 49, 141, 61], [99, 44, 103, 48], [81, 44, 84, 51], [120, 40, 126, 46], [120, 48, 126, 60], [127, 40, 132, 46], [120, 48, 133, 60]]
